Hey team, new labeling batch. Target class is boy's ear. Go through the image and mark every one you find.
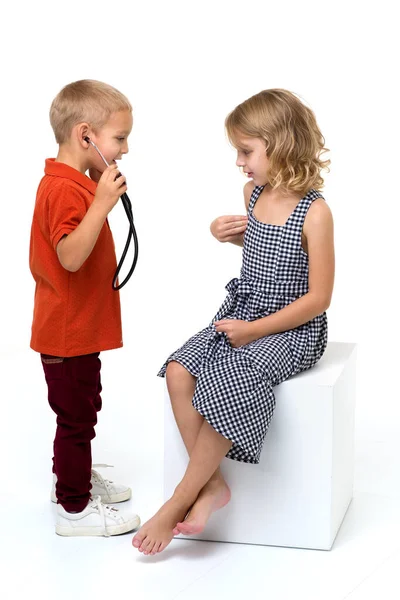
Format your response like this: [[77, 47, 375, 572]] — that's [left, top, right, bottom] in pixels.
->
[[76, 122, 91, 147]]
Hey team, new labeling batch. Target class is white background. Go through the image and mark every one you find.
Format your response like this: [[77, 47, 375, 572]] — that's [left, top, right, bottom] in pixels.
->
[[0, 1, 399, 598], [1, 0, 399, 396]]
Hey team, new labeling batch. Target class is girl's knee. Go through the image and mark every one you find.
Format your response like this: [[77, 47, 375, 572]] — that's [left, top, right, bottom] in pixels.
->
[[166, 361, 194, 386]]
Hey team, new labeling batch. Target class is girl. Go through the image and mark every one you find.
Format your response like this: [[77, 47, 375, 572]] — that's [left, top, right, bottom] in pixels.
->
[[132, 89, 334, 555]]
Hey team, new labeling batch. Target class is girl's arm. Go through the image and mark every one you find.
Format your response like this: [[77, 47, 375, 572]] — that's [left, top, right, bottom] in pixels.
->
[[251, 198, 335, 337], [214, 198, 334, 348], [210, 181, 253, 246]]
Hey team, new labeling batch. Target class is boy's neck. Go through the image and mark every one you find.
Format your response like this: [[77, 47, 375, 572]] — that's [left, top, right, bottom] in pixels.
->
[[56, 146, 87, 174]]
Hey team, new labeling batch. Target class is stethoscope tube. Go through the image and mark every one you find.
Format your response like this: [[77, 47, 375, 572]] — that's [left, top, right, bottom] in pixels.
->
[[113, 190, 139, 290], [84, 137, 138, 290]]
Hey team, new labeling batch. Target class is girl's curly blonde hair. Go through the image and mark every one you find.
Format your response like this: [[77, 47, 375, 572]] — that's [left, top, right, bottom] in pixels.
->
[[225, 89, 330, 193]]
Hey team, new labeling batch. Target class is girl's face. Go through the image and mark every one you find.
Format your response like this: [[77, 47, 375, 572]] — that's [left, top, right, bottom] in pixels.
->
[[234, 134, 270, 186], [90, 109, 133, 170]]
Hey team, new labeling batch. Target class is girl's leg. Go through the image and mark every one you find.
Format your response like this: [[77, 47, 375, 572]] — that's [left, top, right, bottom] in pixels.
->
[[165, 361, 231, 535], [166, 360, 203, 454], [132, 417, 232, 555]]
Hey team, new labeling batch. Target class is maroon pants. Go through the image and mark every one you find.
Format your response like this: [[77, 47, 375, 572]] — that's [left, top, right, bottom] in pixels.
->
[[41, 352, 102, 512]]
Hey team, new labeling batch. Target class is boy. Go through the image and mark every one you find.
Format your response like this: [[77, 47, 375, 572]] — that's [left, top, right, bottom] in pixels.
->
[[29, 79, 140, 536]]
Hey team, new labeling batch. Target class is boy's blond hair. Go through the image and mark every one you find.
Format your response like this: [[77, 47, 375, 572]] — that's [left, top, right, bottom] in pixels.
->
[[225, 89, 330, 193], [50, 79, 132, 144]]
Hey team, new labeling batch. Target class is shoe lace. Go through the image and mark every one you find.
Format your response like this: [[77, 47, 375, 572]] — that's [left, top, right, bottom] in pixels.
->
[[90, 495, 119, 537]]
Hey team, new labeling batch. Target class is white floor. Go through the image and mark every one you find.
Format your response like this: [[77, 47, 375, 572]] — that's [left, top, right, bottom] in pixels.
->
[[1, 348, 400, 600]]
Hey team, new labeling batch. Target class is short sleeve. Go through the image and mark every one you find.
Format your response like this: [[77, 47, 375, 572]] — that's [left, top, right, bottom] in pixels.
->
[[47, 183, 87, 249]]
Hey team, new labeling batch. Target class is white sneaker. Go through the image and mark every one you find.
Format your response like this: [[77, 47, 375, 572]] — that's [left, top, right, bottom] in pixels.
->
[[51, 464, 132, 504], [56, 495, 140, 537]]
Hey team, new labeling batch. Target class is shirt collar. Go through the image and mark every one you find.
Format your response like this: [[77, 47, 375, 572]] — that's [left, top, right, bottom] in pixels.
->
[[45, 159, 97, 195]]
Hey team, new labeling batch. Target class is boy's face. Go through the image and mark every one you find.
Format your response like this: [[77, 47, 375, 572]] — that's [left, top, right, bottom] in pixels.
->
[[234, 134, 270, 186], [90, 110, 133, 171]]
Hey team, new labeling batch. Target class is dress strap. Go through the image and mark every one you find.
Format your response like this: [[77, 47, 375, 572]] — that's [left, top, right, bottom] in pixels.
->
[[247, 185, 265, 215], [285, 189, 325, 231]]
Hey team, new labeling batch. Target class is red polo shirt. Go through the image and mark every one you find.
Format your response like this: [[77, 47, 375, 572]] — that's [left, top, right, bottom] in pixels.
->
[[29, 159, 123, 357]]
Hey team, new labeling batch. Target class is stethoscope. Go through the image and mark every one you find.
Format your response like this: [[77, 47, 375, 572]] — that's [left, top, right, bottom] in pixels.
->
[[84, 136, 138, 291]]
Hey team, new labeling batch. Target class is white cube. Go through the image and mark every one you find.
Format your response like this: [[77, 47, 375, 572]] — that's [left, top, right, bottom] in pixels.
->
[[164, 341, 357, 550]]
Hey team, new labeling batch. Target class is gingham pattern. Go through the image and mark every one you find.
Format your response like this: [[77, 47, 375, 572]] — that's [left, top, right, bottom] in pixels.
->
[[158, 186, 328, 464]]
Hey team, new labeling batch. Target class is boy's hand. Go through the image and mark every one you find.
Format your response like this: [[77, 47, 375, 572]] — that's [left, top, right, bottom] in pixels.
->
[[93, 163, 127, 215], [210, 215, 248, 242], [214, 319, 257, 348]]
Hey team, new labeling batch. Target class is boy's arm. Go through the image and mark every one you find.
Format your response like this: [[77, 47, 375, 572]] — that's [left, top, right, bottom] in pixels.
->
[[57, 202, 109, 272], [210, 181, 253, 246], [56, 164, 127, 272]]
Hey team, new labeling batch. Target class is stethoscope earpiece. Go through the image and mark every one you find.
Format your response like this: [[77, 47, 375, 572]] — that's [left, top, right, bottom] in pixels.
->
[[85, 137, 110, 167]]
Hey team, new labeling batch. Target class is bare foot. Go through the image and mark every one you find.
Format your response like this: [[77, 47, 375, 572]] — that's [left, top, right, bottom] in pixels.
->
[[132, 494, 190, 555], [174, 478, 231, 536]]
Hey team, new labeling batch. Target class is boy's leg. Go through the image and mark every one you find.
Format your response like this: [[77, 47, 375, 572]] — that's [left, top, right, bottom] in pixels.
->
[[41, 353, 102, 513], [132, 418, 232, 554]]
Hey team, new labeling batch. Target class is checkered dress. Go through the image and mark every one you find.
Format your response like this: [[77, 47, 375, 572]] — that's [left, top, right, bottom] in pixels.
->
[[158, 185, 328, 464]]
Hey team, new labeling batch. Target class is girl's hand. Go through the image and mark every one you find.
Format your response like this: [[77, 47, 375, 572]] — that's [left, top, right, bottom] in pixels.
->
[[210, 215, 248, 242], [214, 319, 257, 348]]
